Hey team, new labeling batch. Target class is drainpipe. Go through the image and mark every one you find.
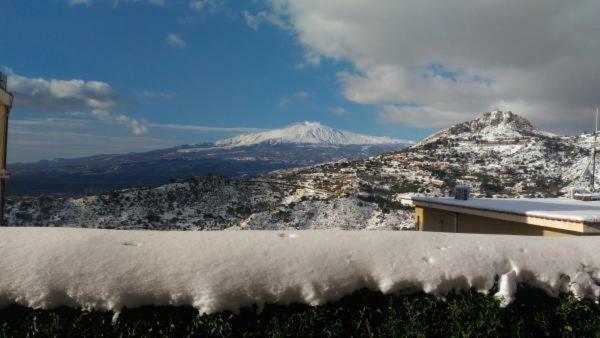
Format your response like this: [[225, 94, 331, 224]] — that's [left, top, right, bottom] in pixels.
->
[[454, 212, 458, 233]]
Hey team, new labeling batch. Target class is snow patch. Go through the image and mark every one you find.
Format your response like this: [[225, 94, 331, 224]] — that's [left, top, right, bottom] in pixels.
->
[[495, 270, 518, 307]]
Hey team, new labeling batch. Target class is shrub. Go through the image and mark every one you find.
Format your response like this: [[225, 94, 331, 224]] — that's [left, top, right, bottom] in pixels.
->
[[1, 286, 599, 337]]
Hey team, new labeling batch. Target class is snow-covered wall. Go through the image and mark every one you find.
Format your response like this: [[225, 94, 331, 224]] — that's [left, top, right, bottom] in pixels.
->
[[0, 228, 598, 318]]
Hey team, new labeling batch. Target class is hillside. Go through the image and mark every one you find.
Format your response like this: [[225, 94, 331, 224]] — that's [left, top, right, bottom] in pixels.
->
[[288, 110, 591, 201], [7, 110, 595, 230]]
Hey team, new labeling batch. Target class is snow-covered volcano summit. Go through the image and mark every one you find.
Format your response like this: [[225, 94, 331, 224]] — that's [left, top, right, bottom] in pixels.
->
[[216, 121, 413, 147]]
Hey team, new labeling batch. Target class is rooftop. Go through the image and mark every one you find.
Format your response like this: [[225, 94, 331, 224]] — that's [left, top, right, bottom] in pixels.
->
[[412, 196, 600, 225]]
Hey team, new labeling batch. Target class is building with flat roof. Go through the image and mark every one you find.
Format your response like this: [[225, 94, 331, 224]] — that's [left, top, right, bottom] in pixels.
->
[[412, 196, 600, 236]]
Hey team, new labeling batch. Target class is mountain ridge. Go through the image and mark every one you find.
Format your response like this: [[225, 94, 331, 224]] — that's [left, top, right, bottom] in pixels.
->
[[421, 110, 555, 145]]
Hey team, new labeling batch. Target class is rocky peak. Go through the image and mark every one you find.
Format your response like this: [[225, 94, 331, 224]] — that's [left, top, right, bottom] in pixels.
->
[[468, 110, 534, 132], [422, 110, 547, 145]]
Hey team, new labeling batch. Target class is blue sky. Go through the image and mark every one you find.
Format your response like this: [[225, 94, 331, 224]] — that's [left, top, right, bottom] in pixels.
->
[[0, 0, 432, 162], [3, 1, 599, 162]]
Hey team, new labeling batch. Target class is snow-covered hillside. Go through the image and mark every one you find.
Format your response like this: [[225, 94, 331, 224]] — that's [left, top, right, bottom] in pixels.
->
[[422, 110, 554, 144], [7, 110, 597, 230], [285, 110, 593, 202], [1, 228, 599, 315], [6, 176, 414, 230], [216, 121, 413, 147]]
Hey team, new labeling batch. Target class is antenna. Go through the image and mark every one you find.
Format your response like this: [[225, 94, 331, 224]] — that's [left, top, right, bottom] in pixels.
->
[[593, 108, 598, 192]]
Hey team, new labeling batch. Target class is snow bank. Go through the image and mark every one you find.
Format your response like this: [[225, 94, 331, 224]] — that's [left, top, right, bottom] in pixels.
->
[[0, 228, 599, 317]]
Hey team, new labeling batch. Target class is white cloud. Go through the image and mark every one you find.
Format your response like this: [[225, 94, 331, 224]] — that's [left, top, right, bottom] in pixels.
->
[[189, 0, 221, 13], [279, 91, 309, 107], [166, 33, 186, 49], [69, 0, 166, 6], [7, 72, 148, 135], [11, 118, 91, 129], [188, 0, 203, 11], [292, 91, 309, 99], [148, 123, 266, 133], [116, 115, 148, 135], [243, 10, 289, 31], [69, 0, 92, 5], [9, 129, 175, 163], [8, 74, 116, 112], [267, 0, 600, 133], [91, 109, 148, 135], [328, 106, 347, 116], [8, 118, 269, 162], [140, 90, 174, 99], [8, 117, 180, 162], [278, 97, 292, 107], [378, 105, 476, 129], [189, 0, 206, 11]]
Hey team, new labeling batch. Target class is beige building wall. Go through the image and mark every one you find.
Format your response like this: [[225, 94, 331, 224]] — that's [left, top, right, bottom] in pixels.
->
[[415, 206, 581, 236]]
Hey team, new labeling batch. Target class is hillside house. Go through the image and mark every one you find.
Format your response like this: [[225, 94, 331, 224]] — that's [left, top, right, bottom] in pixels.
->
[[412, 197, 600, 236]]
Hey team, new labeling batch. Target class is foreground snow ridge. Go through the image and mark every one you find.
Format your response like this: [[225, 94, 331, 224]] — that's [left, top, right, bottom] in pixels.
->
[[0, 228, 599, 316]]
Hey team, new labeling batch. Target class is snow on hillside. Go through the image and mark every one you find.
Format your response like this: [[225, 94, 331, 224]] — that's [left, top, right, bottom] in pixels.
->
[[216, 121, 413, 147], [0, 228, 599, 316], [421, 110, 555, 144], [7, 110, 598, 230], [5, 176, 414, 231]]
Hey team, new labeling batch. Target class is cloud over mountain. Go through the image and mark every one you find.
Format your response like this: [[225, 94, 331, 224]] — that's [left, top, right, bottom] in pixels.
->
[[265, 0, 600, 133]]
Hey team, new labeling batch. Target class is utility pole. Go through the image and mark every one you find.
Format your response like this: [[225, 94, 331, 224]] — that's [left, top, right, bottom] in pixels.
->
[[0, 72, 13, 226]]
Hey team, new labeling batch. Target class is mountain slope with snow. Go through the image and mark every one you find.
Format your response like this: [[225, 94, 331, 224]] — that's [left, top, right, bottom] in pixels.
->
[[8, 122, 412, 195], [286, 110, 591, 201], [7, 110, 596, 230], [216, 121, 413, 147], [421, 110, 555, 144]]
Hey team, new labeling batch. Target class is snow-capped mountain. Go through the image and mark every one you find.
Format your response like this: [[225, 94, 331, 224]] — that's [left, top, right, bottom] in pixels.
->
[[8, 110, 594, 231], [216, 121, 412, 147], [8, 122, 412, 195]]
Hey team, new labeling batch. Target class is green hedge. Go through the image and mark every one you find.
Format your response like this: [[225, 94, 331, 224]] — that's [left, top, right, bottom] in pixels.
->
[[1, 286, 599, 337]]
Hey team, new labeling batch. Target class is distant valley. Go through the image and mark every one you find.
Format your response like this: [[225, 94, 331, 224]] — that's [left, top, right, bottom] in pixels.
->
[[7, 122, 412, 196]]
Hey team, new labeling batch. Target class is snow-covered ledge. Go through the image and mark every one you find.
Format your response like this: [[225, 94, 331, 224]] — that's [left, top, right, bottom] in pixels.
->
[[0, 228, 599, 317]]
